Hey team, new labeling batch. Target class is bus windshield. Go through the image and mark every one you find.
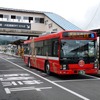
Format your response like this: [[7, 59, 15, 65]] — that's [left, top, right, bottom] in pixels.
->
[[60, 40, 96, 58]]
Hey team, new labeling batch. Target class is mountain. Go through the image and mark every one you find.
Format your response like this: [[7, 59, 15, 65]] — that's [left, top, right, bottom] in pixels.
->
[[0, 35, 28, 45], [0, 35, 27, 41], [0, 39, 10, 45]]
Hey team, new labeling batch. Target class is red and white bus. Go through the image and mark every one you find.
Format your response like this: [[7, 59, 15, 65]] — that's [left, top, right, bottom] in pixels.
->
[[23, 30, 99, 75]]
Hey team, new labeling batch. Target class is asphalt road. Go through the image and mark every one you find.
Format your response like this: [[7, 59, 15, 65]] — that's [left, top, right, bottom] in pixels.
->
[[0, 53, 100, 100]]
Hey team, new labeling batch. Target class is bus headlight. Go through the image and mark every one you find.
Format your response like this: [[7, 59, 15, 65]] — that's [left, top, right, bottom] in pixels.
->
[[60, 65, 68, 70], [94, 63, 98, 68], [94, 59, 99, 69], [62, 65, 66, 70]]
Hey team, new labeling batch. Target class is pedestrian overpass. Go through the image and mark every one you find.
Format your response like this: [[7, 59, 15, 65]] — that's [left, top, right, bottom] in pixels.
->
[[0, 28, 41, 37], [0, 7, 81, 37]]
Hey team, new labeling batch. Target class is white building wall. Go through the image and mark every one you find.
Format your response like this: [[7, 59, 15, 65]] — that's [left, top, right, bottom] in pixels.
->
[[44, 16, 64, 33], [0, 10, 64, 34], [31, 23, 45, 32]]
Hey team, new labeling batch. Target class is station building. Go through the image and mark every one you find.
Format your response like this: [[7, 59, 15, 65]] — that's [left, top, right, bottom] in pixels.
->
[[0, 7, 80, 36], [0, 7, 81, 56]]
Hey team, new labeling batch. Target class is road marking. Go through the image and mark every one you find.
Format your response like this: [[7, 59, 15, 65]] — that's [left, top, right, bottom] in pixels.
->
[[23, 80, 43, 85], [6, 57, 16, 59], [1, 57, 90, 100], [17, 81, 23, 85], [5, 86, 52, 94], [41, 72, 46, 75], [2, 80, 43, 87], [84, 74, 100, 79], [53, 78, 100, 83], [0, 69, 23, 71], [0, 73, 30, 77], [5, 88, 11, 94], [12, 81, 17, 86], [3, 73, 30, 77], [0, 77, 34, 81], [0, 73, 44, 87], [2, 82, 12, 87]]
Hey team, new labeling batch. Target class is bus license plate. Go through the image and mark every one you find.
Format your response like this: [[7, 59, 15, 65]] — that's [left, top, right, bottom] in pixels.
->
[[78, 70, 85, 75]]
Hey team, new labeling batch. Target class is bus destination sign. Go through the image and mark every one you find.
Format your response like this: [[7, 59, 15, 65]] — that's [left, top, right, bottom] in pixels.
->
[[63, 32, 95, 38]]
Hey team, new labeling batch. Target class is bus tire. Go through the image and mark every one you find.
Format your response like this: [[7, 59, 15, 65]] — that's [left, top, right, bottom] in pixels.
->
[[45, 61, 51, 75], [28, 58, 31, 68]]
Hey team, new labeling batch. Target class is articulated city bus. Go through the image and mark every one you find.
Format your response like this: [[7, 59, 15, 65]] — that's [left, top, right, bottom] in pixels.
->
[[23, 30, 99, 75]]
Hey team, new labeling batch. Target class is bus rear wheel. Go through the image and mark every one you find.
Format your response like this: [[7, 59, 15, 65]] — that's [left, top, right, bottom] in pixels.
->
[[45, 62, 51, 75]]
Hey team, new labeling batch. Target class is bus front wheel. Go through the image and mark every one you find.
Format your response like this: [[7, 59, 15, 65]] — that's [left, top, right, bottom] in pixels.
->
[[45, 62, 51, 75]]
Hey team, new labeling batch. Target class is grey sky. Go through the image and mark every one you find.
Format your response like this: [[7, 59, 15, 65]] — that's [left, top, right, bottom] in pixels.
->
[[0, 0, 100, 30]]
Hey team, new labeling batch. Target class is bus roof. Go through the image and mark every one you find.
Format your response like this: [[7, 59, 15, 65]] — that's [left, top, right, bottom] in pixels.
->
[[34, 30, 96, 41], [24, 30, 96, 44]]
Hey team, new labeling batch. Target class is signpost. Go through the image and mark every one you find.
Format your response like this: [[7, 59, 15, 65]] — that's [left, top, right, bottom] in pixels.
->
[[0, 21, 31, 30]]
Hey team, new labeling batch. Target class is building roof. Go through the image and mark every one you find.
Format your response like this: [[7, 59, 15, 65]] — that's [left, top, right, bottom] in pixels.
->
[[44, 12, 81, 30], [0, 7, 44, 14]]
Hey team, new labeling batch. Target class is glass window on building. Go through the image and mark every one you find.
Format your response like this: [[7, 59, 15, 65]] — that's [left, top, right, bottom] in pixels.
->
[[23, 16, 29, 23], [29, 17, 33, 23], [35, 17, 44, 23], [11, 15, 16, 22], [40, 18, 44, 23], [0, 14, 3, 21], [3, 15, 9, 21], [35, 17, 40, 23], [16, 16, 21, 22]]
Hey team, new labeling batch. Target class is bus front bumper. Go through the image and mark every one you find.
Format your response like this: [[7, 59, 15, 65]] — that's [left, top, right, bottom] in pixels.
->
[[58, 69, 98, 75]]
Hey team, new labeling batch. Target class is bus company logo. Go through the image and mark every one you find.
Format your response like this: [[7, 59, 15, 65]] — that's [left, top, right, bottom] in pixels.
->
[[78, 60, 85, 67]]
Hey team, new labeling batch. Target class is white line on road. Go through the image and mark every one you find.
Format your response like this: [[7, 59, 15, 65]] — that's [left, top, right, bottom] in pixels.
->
[[0, 69, 23, 72], [84, 74, 100, 79], [12, 81, 17, 86], [0, 77, 34, 81], [4, 86, 52, 94], [6, 58, 16, 59], [5, 88, 11, 94], [17, 81, 24, 85], [1, 57, 90, 100], [53, 78, 100, 83], [2, 82, 12, 87]]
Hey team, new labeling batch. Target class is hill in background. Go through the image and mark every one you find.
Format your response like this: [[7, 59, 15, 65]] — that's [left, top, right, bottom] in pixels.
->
[[0, 35, 27, 45]]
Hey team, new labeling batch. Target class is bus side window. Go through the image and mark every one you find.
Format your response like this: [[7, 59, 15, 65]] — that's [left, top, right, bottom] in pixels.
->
[[24, 44, 30, 54], [52, 40, 58, 57]]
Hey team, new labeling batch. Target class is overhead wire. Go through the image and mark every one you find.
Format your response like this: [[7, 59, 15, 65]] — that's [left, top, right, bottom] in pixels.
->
[[86, 2, 100, 29]]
